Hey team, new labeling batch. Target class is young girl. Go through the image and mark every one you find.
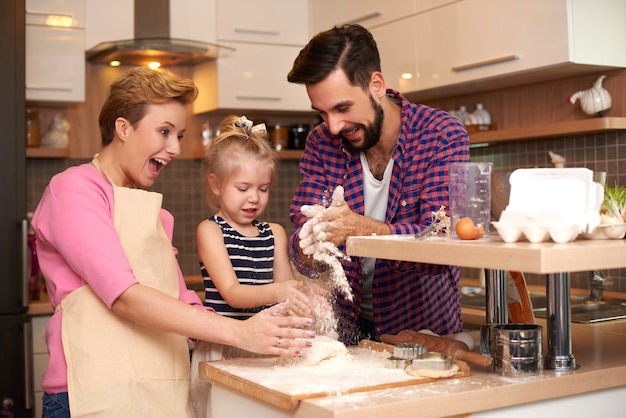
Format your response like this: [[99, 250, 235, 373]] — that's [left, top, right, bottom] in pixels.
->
[[190, 115, 315, 417], [198, 115, 313, 319]]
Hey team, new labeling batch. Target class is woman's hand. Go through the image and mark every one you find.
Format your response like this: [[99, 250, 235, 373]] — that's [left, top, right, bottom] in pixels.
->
[[235, 301, 315, 356]]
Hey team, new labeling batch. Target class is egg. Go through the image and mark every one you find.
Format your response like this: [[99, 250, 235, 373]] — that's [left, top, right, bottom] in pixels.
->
[[455, 217, 484, 240]]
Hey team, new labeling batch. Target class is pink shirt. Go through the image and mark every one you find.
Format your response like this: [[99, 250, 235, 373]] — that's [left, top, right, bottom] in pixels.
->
[[32, 163, 202, 394]]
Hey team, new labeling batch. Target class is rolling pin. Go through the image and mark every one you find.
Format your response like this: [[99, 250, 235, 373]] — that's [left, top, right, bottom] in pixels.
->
[[381, 330, 493, 367]]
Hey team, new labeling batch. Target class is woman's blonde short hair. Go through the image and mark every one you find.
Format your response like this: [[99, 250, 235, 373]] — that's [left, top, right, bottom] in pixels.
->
[[98, 66, 198, 146]]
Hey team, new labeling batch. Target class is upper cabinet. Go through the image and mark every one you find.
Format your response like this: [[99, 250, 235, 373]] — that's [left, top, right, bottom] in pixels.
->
[[193, 0, 312, 114], [311, 0, 457, 33], [26, 0, 85, 103], [84, 0, 133, 51], [370, 17, 420, 93], [410, 0, 626, 100], [217, 0, 309, 46], [85, 0, 216, 50]]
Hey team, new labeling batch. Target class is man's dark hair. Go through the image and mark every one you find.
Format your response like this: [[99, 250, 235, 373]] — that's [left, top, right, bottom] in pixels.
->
[[287, 24, 381, 89]]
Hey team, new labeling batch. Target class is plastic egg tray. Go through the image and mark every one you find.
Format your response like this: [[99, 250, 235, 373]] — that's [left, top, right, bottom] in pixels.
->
[[492, 168, 603, 243], [580, 223, 626, 240]]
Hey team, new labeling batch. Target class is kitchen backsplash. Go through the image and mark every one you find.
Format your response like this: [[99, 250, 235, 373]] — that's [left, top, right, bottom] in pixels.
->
[[27, 130, 626, 293]]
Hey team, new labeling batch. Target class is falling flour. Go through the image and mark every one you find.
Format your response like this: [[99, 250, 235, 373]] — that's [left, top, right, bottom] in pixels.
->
[[301, 185, 354, 302], [311, 241, 353, 302]]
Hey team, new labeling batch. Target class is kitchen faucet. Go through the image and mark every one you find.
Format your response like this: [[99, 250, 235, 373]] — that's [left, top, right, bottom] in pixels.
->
[[590, 270, 613, 302]]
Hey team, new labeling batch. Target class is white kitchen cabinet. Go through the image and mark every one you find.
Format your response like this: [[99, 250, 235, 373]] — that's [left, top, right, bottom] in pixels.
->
[[31, 315, 50, 418], [85, 0, 216, 51], [311, 0, 458, 33], [217, 0, 309, 46], [413, 0, 626, 96], [26, 0, 85, 103], [170, 0, 217, 45], [194, 0, 312, 113], [84, 0, 133, 50], [193, 42, 311, 113], [370, 17, 419, 93]]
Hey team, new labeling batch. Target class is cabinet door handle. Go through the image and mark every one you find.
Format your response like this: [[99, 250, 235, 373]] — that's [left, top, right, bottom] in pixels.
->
[[23, 320, 33, 410], [344, 11, 382, 25], [236, 95, 281, 101], [452, 54, 519, 72], [234, 28, 280, 37], [27, 10, 72, 18], [27, 84, 72, 92], [21, 219, 29, 309]]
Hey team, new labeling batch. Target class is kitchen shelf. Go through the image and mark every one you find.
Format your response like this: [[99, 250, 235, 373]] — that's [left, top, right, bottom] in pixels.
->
[[26, 147, 69, 158], [276, 149, 303, 160], [29, 118, 625, 158], [192, 149, 303, 161], [470, 117, 626, 145]]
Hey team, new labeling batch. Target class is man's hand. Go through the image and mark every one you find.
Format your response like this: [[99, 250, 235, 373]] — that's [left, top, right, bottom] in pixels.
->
[[299, 186, 353, 249], [299, 204, 325, 255]]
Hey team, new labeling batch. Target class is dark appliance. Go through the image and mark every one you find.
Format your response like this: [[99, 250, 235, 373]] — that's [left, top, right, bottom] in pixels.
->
[[1, 1, 33, 417], [289, 124, 310, 150]]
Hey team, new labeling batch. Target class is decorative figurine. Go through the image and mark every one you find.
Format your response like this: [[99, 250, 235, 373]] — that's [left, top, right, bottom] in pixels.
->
[[41, 114, 70, 148], [568, 75, 612, 117]]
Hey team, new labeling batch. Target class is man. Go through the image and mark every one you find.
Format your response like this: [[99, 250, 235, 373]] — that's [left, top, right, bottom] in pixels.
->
[[287, 24, 470, 344]]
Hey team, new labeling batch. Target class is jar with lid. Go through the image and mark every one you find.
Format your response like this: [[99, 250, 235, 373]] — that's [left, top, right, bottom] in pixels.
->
[[270, 125, 289, 150], [26, 108, 41, 148]]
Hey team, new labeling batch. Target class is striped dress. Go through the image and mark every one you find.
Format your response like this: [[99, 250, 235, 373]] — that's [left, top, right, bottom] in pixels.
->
[[200, 215, 275, 319]]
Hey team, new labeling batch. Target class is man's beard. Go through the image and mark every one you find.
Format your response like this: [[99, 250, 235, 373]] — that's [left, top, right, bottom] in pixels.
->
[[341, 95, 384, 153]]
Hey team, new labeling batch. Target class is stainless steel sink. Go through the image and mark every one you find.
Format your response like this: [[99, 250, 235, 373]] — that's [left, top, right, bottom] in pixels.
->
[[459, 292, 585, 312], [460, 291, 626, 323], [535, 300, 626, 323]]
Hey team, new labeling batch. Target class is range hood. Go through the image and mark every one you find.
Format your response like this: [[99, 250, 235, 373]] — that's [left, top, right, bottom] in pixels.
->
[[86, 0, 233, 67]]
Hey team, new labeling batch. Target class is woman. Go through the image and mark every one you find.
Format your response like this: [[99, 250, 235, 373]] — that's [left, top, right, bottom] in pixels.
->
[[32, 67, 314, 417]]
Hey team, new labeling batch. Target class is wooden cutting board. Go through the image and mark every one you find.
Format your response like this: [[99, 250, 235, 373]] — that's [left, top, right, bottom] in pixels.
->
[[198, 342, 470, 410]]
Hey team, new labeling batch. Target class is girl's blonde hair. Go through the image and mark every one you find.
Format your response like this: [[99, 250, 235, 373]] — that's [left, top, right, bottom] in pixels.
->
[[203, 115, 277, 211]]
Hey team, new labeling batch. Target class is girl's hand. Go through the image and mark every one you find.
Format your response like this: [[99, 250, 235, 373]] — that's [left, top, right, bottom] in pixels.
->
[[275, 280, 313, 317], [236, 301, 315, 356]]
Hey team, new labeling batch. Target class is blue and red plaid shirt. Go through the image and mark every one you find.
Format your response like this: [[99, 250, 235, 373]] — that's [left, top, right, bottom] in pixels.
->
[[289, 89, 470, 344]]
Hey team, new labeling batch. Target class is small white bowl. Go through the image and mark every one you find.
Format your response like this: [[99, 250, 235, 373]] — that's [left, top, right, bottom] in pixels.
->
[[491, 222, 523, 243]]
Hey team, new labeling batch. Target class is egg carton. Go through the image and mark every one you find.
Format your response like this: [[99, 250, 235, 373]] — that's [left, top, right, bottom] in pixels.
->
[[492, 168, 603, 243]]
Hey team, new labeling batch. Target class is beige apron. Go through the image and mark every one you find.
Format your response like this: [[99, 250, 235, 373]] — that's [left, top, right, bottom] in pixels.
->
[[59, 158, 193, 417]]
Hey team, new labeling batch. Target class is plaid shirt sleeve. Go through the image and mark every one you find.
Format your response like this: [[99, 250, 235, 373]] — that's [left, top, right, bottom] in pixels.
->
[[289, 90, 470, 343]]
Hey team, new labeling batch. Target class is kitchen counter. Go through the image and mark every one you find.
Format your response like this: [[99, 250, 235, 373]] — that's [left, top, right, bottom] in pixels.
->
[[345, 234, 626, 274], [28, 276, 206, 316], [201, 317, 626, 417], [28, 293, 52, 316], [347, 235, 626, 371]]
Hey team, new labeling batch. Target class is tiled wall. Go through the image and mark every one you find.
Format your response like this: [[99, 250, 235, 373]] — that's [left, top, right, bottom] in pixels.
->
[[470, 130, 626, 292], [26, 130, 625, 292]]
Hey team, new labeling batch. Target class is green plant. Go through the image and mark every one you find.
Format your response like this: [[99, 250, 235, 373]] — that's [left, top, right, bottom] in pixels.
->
[[600, 182, 626, 220]]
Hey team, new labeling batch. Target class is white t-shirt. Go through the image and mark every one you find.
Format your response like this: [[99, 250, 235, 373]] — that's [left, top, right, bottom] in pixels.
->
[[359, 152, 393, 320]]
